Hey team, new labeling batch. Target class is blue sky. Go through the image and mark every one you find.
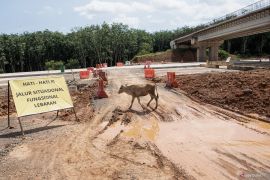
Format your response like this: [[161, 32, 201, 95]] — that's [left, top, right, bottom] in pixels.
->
[[0, 0, 256, 34]]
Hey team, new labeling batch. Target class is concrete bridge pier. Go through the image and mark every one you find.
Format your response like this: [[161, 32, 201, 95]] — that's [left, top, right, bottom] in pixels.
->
[[196, 41, 224, 62], [197, 46, 206, 62], [209, 44, 220, 61]]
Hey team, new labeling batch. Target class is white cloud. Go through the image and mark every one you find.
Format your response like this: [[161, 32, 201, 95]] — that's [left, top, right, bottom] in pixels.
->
[[74, 0, 154, 15], [151, 0, 188, 10], [74, 0, 155, 28], [73, 0, 251, 30]]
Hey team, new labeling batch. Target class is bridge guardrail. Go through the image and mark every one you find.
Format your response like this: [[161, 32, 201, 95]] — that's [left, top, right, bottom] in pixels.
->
[[206, 0, 270, 27]]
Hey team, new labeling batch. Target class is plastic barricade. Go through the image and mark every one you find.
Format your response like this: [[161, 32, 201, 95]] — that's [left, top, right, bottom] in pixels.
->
[[103, 63, 108, 68], [80, 71, 90, 79], [96, 64, 103, 69], [116, 62, 124, 67], [144, 68, 155, 79]]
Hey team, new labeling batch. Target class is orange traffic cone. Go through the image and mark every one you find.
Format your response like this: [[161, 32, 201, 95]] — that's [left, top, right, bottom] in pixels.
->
[[97, 79, 108, 99]]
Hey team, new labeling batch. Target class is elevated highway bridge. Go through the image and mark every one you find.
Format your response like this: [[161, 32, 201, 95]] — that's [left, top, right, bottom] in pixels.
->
[[170, 0, 270, 62]]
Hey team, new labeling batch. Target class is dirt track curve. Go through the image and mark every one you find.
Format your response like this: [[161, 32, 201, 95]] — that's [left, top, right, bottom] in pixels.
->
[[1, 68, 270, 180]]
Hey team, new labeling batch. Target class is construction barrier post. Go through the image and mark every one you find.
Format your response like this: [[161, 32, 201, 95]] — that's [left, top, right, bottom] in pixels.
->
[[97, 79, 108, 99], [93, 69, 99, 78], [166, 72, 178, 88], [144, 61, 151, 69], [99, 71, 107, 81], [87, 67, 94, 72]]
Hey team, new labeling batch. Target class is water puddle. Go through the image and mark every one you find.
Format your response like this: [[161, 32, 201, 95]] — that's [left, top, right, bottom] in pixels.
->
[[123, 118, 159, 141]]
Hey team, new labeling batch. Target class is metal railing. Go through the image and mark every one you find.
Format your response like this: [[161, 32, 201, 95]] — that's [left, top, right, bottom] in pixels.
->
[[205, 0, 270, 27]]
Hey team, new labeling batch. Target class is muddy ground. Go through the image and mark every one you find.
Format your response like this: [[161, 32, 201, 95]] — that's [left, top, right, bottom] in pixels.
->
[[163, 69, 270, 120], [0, 67, 270, 179]]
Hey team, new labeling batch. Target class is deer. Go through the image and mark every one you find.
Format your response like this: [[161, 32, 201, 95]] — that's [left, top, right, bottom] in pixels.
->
[[118, 84, 159, 110]]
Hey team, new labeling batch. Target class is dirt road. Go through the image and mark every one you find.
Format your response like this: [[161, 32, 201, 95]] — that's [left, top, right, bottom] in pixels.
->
[[1, 68, 270, 179]]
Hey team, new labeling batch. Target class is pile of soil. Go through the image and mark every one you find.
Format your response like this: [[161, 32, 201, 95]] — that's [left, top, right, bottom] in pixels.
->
[[132, 49, 197, 63], [132, 50, 172, 63], [58, 81, 98, 122], [169, 70, 270, 118]]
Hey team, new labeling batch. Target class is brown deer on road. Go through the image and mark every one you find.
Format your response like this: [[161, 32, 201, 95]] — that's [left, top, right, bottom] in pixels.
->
[[118, 84, 159, 110]]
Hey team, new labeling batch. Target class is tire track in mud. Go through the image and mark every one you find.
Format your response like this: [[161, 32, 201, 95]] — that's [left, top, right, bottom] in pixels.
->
[[162, 84, 270, 136], [106, 130, 124, 147], [188, 101, 270, 136], [147, 143, 194, 180], [213, 108, 270, 136], [240, 153, 270, 169], [91, 137, 193, 179], [94, 107, 126, 137], [213, 149, 270, 178], [155, 86, 210, 121], [152, 104, 174, 122], [91, 106, 192, 179], [91, 139, 153, 168]]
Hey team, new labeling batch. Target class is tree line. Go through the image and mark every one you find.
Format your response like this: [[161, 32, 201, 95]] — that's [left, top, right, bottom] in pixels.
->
[[0, 22, 269, 73]]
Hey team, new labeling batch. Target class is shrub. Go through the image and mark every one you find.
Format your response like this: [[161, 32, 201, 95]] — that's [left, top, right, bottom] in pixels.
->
[[45, 60, 64, 70], [65, 59, 80, 69], [219, 50, 229, 60]]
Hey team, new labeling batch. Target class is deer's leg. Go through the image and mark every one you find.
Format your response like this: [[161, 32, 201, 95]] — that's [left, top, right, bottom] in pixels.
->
[[129, 96, 135, 109], [137, 97, 144, 109], [147, 94, 154, 107], [154, 95, 158, 109]]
